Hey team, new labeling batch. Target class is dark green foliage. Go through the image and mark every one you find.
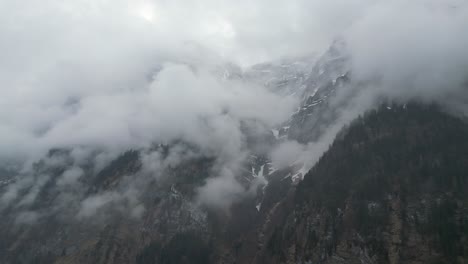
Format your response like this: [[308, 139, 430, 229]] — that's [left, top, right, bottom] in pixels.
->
[[261, 169, 292, 212], [92, 150, 141, 190], [160, 232, 211, 264], [136, 232, 211, 264], [293, 102, 468, 261], [136, 241, 162, 264], [297, 102, 468, 210], [164, 156, 214, 196], [354, 200, 388, 236], [266, 228, 286, 261], [267, 228, 282, 254], [426, 199, 462, 260]]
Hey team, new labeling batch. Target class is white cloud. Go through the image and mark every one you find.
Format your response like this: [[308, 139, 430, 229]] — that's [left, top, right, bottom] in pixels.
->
[[271, 141, 305, 169], [57, 167, 84, 186], [196, 168, 245, 209], [1, 0, 467, 215]]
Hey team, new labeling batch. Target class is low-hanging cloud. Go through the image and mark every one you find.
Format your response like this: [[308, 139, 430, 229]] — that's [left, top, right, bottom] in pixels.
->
[[267, 0, 468, 176], [1, 0, 468, 221]]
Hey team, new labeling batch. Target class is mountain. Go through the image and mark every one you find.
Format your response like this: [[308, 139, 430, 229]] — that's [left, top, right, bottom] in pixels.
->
[[2, 102, 467, 264], [243, 39, 351, 144], [1, 41, 468, 264]]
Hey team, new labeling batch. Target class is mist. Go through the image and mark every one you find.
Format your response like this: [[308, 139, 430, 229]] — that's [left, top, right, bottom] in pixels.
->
[[1, 0, 468, 222]]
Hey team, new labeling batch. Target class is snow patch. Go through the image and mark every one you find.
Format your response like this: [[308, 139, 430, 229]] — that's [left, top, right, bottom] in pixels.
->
[[271, 129, 279, 139], [252, 165, 265, 178]]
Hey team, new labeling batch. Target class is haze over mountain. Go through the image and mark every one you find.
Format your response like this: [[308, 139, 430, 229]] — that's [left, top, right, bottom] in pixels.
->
[[1, 0, 468, 263]]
